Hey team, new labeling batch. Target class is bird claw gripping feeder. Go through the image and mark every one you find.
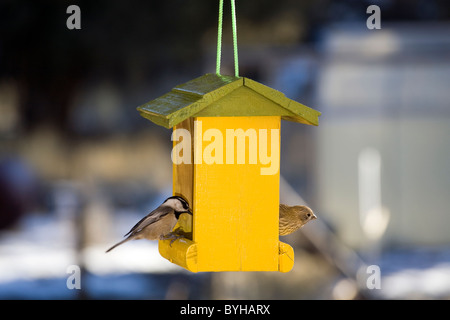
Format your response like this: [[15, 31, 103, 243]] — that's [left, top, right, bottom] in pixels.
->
[[137, 0, 320, 272]]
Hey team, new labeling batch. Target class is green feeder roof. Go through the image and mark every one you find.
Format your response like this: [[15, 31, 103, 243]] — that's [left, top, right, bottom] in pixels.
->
[[137, 73, 321, 129]]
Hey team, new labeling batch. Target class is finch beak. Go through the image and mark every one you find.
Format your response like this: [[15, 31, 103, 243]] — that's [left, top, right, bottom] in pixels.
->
[[312, 214, 317, 220]]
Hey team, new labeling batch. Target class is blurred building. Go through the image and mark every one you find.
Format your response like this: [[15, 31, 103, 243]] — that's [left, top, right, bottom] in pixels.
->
[[315, 22, 450, 250]]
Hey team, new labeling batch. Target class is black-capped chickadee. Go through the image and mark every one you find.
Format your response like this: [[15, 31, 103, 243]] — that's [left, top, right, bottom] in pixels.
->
[[106, 196, 192, 253], [279, 204, 317, 236]]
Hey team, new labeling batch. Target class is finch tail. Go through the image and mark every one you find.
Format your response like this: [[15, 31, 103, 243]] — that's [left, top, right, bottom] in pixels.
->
[[105, 236, 132, 253]]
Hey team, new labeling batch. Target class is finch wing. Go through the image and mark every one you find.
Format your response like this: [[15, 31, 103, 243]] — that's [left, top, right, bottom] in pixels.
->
[[124, 205, 173, 237]]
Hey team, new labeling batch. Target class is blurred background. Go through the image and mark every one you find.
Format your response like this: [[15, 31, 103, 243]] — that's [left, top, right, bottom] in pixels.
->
[[1, 0, 450, 299]]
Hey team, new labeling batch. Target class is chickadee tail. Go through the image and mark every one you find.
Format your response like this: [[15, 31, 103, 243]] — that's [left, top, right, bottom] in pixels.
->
[[105, 237, 132, 253]]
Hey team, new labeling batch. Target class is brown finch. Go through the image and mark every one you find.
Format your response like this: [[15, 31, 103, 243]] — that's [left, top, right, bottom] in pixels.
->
[[279, 204, 317, 236]]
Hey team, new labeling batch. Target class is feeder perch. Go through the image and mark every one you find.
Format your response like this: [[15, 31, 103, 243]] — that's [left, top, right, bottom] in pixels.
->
[[137, 73, 320, 272]]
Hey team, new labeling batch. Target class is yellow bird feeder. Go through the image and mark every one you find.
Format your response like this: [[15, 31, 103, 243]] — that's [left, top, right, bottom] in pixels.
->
[[137, 73, 320, 272]]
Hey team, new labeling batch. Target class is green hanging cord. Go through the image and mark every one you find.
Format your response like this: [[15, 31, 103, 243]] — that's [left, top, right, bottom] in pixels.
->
[[230, 0, 239, 77], [216, 0, 224, 75], [216, 0, 239, 77]]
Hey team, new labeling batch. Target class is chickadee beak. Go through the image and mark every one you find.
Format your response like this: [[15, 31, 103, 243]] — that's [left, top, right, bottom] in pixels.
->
[[187, 209, 193, 215]]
